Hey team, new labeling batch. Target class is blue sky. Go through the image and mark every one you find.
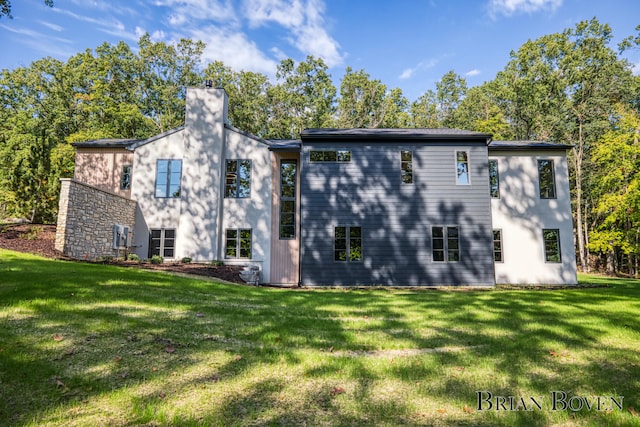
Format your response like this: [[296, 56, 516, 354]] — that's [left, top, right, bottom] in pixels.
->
[[1, 0, 639, 101]]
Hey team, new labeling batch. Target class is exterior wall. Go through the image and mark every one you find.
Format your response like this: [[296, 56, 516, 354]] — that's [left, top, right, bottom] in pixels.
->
[[490, 150, 578, 284], [55, 179, 136, 260], [270, 152, 300, 285], [74, 148, 133, 198], [130, 129, 186, 259], [221, 129, 273, 283], [300, 141, 495, 286]]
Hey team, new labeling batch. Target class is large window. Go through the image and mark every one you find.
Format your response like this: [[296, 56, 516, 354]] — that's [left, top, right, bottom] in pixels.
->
[[225, 160, 251, 198], [155, 160, 182, 198], [334, 226, 362, 262], [401, 150, 413, 184], [149, 228, 175, 258], [310, 150, 351, 162], [120, 165, 132, 190], [280, 160, 297, 239], [489, 160, 499, 198], [432, 226, 460, 262], [456, 151, 470, 185], [538, 159, 556, 199], [493, 229, 503, 262], [543, 229, 561, 263], [225, 229, 252, 259]]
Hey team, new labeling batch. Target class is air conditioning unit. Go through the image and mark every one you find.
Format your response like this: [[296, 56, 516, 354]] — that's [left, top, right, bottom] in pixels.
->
[[112, 224, 129, 249]]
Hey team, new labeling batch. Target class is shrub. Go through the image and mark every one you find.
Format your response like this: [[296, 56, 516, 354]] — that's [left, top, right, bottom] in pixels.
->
[[150, 255, 164, 264], [211, 260, 224, 267], [181, 257, 192, 264], [127, 253, 140, 262], [22, 225, 43, 240]]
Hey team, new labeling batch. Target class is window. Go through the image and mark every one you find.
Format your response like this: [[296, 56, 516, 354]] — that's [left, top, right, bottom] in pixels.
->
[[225, 229, 252, 259], [155, 160, 182, 198], [120, 165, 132, 190], [456, 151, 470, 185], [310, 150, 351, 162], [489, 160, 499, 198], [334, 226, 362, 262], [149, 228, 175, 258], [538, 159, 556, 199], [280, 160, 297, 239], [432, 226, 460, 262], [493, 230, 503, 262], [401, 150, 413, 184], [225, 160, 251, 198], [543, 229, 561, 263]]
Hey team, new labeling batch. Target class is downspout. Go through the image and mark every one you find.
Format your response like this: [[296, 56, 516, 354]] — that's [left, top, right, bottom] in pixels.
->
[[298, 146, 303, 287], [216, 125, 227, 262]]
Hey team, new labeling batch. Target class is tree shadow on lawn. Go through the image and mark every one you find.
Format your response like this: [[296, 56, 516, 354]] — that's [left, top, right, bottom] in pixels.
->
[[1, 254, 639, 425]]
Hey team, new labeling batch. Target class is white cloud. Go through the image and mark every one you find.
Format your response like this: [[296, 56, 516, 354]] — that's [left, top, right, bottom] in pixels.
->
[[488, 0, 562, 17], [399, 58, 439, 80], [38, 20, 64, 32], [153, 0, 238, 27], [465, 69, 481, 77], [244, 0, 305, 28], [190, 25, 279, 75]]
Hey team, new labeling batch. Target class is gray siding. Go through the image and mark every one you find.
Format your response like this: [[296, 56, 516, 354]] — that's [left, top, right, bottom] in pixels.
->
[[300, 141, 495, 286]]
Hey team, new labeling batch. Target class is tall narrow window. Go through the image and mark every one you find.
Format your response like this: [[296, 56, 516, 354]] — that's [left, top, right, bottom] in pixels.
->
[[120, 165, 132, 190], [493, 230, 503, 262], [225, 160, 251, 198], [401, 150, 413, 184], [538, 159, 556, 199], [149, 228, 176, 258], [334, 226, 362, 262], [155, 160, 182, 198], [456, 151, 470, 185], [543, 229, 561, 263], [489, 160, 499, 198], [225, 229, 252, 258], [432, 226, 460, 262], [280, 160, 297, 239]]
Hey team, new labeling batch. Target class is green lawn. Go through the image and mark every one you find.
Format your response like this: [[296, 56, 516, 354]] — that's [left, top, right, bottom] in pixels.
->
[[1, 249, 639, 426]]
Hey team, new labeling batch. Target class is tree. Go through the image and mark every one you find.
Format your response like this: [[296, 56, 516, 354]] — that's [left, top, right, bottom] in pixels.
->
[[266, 56, 336, 138], [1, 0, 52, 18], [435, 70, 467, 128], [337, 67, 389, 128], [410, 90, 439, 128]]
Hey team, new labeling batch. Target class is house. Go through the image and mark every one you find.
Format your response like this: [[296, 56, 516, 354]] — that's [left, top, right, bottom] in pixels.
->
[[55, 86, 578, 286]]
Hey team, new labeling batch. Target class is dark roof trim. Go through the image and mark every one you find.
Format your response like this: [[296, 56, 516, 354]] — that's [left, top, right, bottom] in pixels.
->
[[489, 141, 572, 151], [301, 128, 492, 143], [225, 123, 272, 147], [267, 140, 302, 152], [127, 127, 185, 150], [72, 138, 139, 148]]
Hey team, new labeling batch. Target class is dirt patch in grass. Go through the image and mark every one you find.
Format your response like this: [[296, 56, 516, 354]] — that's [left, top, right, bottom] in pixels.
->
[[0, 223, 245, 284]]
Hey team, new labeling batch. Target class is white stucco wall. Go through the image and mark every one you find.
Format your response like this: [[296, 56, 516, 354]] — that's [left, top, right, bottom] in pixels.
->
[[130, 129, 186, 258], [222, 129, 272, 283], [490, 150, 577, 284]]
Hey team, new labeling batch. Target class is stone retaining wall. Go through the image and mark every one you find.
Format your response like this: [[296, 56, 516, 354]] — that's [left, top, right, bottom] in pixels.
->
[[55, 179, 137, 260]]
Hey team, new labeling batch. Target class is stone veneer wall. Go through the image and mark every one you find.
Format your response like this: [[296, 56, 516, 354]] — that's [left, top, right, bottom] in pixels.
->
[[55, 179, 137, 260]]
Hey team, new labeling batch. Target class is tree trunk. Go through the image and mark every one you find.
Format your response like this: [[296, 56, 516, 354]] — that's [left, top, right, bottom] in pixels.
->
[[606, 247, 615, 275], [573, 126, 587, 271]]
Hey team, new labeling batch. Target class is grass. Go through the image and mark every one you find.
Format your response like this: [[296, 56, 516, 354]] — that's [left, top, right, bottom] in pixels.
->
[[1, 249, 639, 426]]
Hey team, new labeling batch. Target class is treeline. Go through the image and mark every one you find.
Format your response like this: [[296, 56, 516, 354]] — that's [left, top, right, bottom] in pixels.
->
[[1, 18, 639, 274]]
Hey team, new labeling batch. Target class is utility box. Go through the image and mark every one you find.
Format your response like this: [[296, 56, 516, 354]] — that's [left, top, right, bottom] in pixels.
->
[[112, 224, 129, 249]]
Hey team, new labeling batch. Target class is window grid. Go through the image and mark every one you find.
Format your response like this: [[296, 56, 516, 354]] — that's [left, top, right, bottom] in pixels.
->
[[543, 229, 561, 263], [155, 159, 182, 198], [120, 165, 132, 190], [225, 229, 252, 259], [401, 150, 413, 184], [225, 159, 251, 198], [432, 226, 460, 262], [493, 229, 503, 262], [149, 228, 176, 258], [489, 160, 499, 198], [456, 151, 470, 185], [538, 159, 557, 199], [334, 226, 362, 262], [310, 150, 351, 162], [279, 160, 297, 239]]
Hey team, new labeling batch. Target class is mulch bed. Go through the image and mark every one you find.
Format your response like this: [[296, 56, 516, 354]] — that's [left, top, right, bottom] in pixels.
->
[[0, 223, 245, 284]]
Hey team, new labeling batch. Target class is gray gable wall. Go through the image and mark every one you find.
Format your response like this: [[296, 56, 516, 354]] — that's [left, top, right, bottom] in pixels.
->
[[300, 139, 495, 286]]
